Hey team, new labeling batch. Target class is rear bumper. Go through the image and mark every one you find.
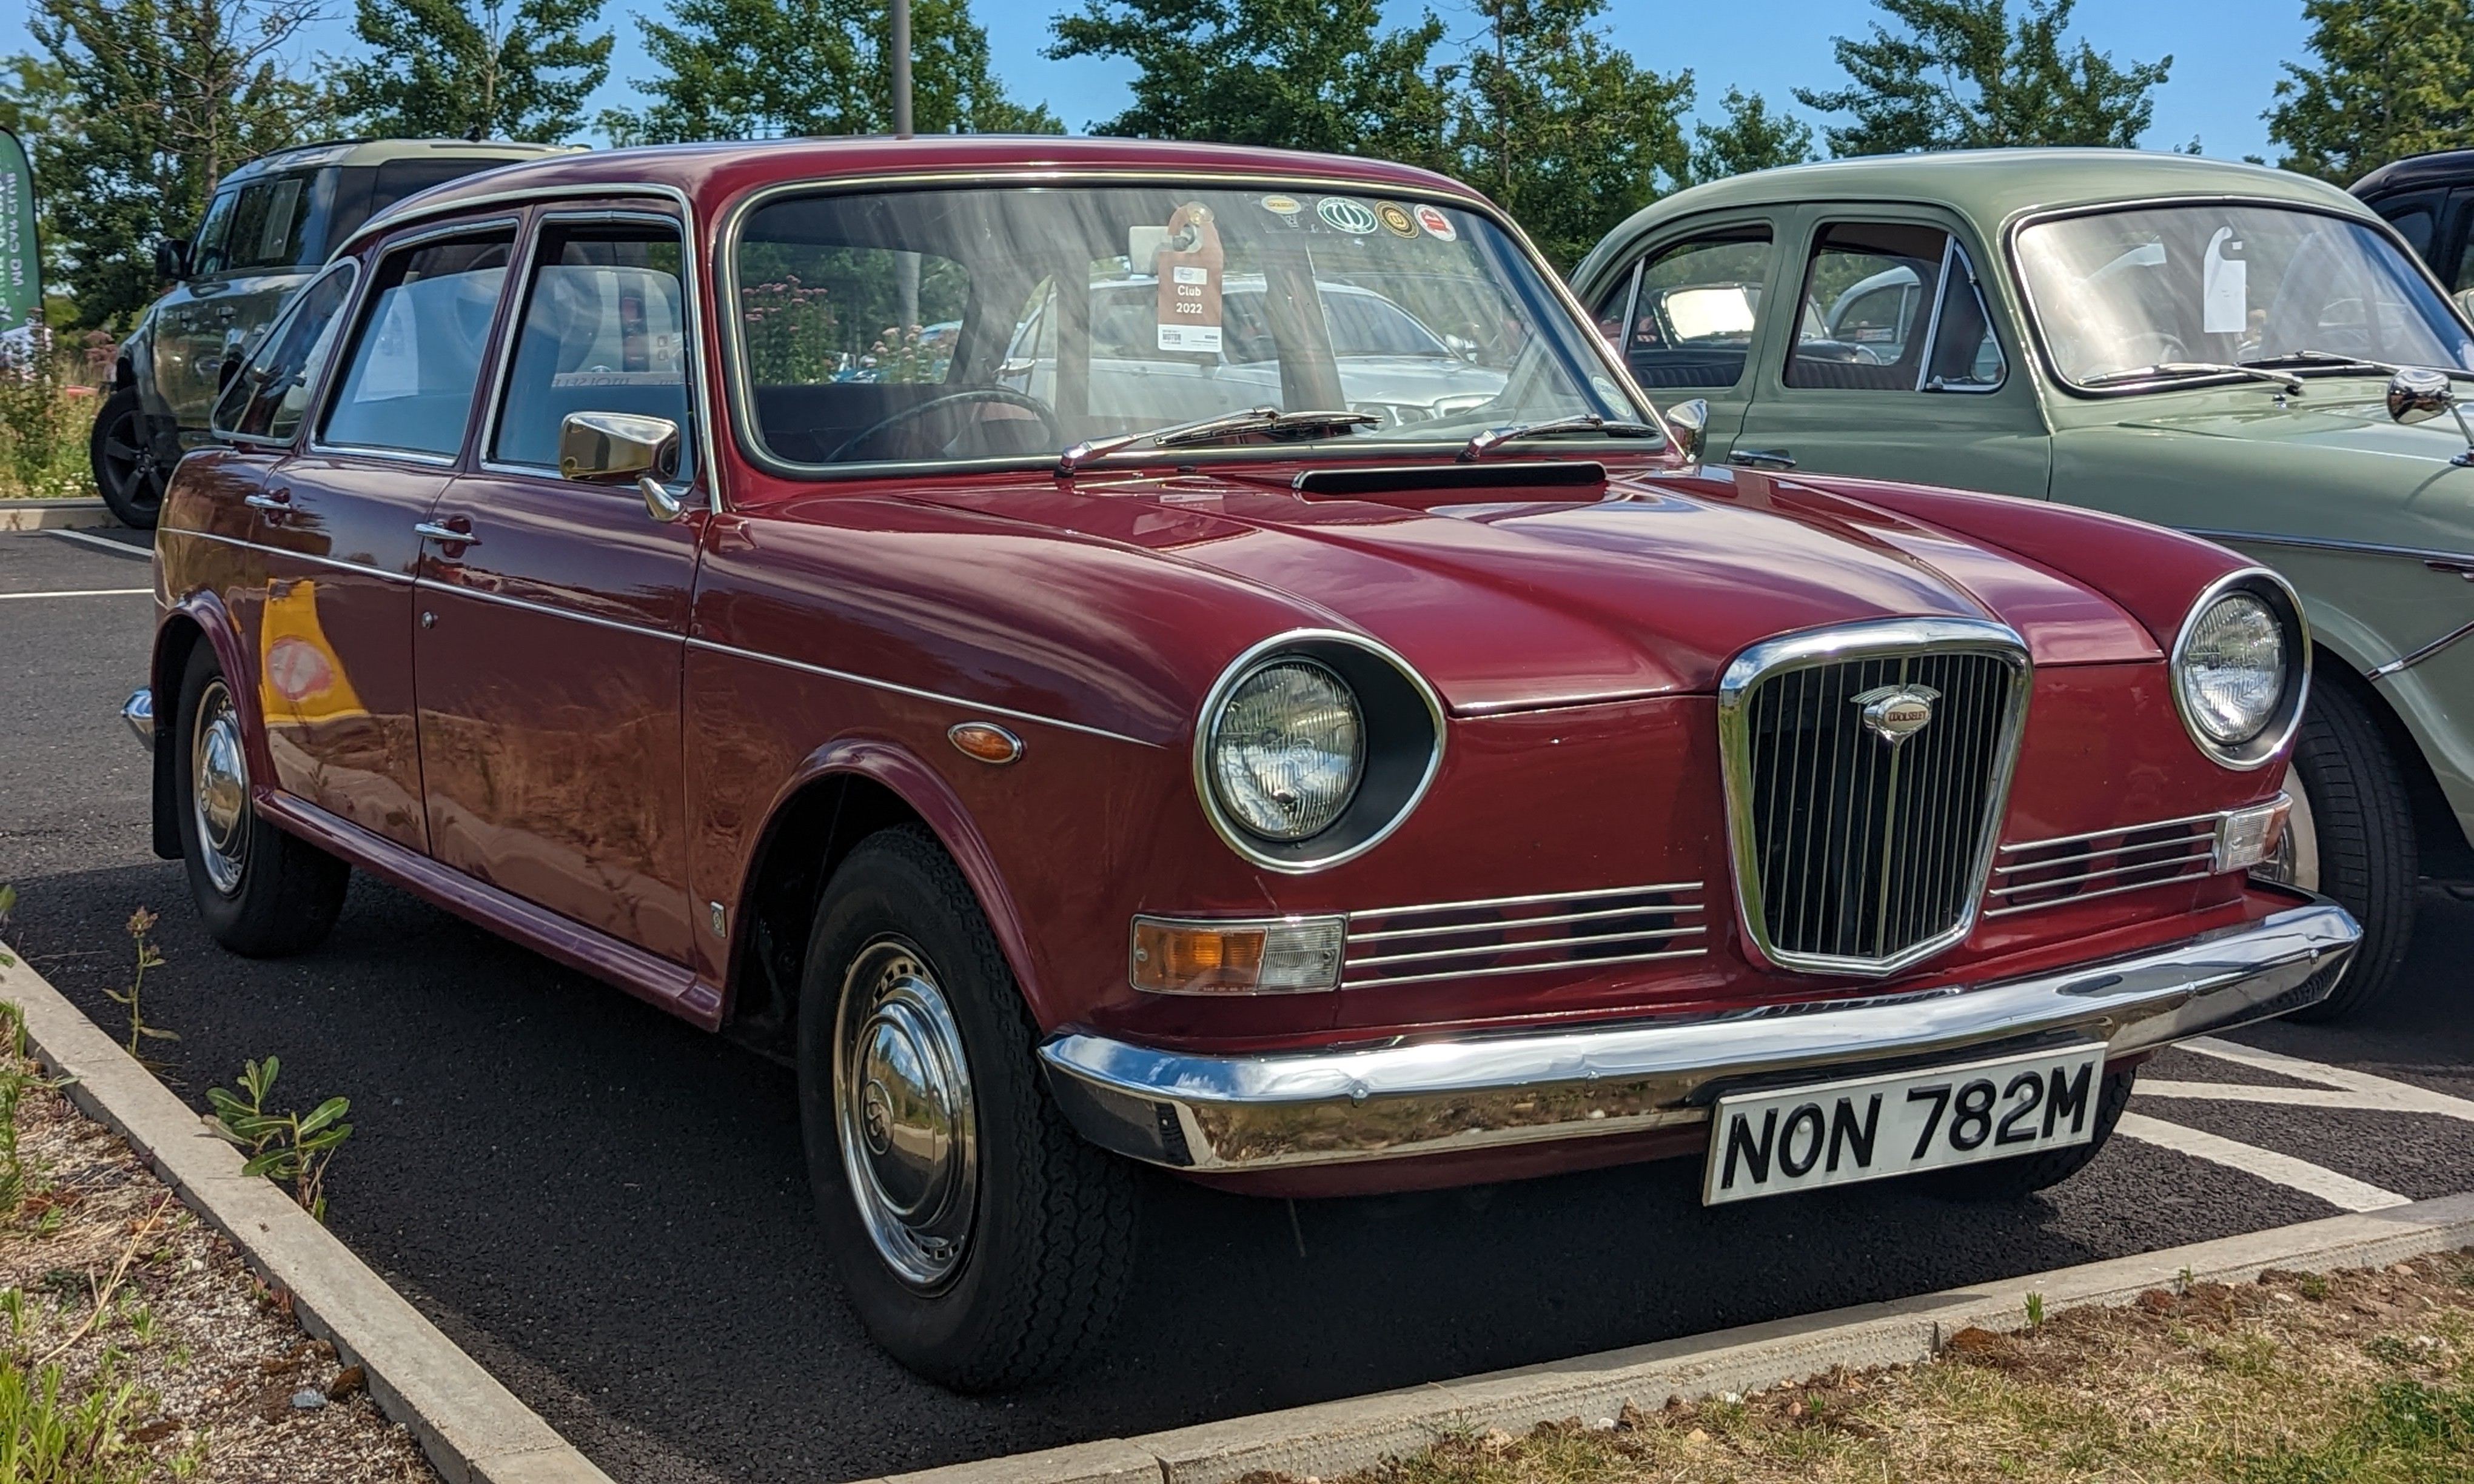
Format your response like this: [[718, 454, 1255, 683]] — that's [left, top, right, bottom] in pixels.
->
[[1038, 896, 2357, 1174]]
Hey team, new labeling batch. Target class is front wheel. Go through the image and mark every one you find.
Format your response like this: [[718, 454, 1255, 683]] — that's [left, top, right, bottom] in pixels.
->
[[172, 644, 349, 956], [797, 826, 1136, 1391], [2256, 683, 2417, 1020], [1922, 1067, 2135, 1200], [90, 386, 165, 529]]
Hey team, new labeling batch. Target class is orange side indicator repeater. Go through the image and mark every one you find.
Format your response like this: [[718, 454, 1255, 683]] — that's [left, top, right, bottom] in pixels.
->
[[1130, 915, 1346, 995], [947, 722, 1024, 764]]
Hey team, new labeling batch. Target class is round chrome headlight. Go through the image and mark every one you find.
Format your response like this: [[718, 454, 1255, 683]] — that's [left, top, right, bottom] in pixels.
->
[[1207, 659, 1365, 841], [2177, 592, 2285, 744]]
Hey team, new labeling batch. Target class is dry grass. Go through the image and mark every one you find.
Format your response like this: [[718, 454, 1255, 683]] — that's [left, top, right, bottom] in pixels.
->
[[1280, 1254, 2474, 1484], [0, 1036, 435, 1479]]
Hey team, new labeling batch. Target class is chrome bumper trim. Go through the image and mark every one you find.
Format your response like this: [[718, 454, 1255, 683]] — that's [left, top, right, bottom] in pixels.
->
[[1038, 898, 2358, 1173], [122, 687, 153, 751]]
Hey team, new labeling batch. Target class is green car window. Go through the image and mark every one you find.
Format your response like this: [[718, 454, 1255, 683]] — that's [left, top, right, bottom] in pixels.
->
[[1593, 227, 1771, 390], [1788, 222, 2002, 393]]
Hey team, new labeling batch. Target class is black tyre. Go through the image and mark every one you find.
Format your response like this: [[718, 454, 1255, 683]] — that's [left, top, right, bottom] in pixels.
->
[[1921, 1067, 2136, 1201], [797, 826, 1136, 1391], [90, 386, 165, 529], [172, 643, 349, 956], [2260, 683, 2417, 1020]]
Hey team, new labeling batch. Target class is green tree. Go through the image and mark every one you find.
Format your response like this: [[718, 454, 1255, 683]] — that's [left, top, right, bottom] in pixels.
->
[[22, 0, 329, 329], [1794, 0, 2171, 156], [1450, 0, 1692, 269], [1685, 86, 1816, 185], [606, 0, 1054, 144], [2267, 0, 2474, 185], [339, 0, 612, 142], [1047, 0, 1448, 165]]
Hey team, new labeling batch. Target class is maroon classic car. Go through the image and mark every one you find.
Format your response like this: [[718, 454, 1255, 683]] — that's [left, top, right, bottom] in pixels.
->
[[124, 136, 2356, 1389]]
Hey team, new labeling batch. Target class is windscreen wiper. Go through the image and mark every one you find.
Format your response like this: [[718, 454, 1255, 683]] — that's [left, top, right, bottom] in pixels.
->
[[1056, 407, 1376, 474], [1460, 414, 1664, 463], [2080, 361, 2304, 392], [2242, 350, 2474, 383]]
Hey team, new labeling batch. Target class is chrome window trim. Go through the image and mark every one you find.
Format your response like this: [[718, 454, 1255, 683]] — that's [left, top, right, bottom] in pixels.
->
[[712, 167, 1664, 482], [309, 215, 526, 465], [1923, 240, 2007, 396], [1715, 615, 2034, 978], [2169, 566, 2313, 770], [477, 206, 711, 504], [212, 259, 362, 449], [2002, 193, 2470, 398], [1191, 627, 1447, 875], [683, 635, 1157, 748]]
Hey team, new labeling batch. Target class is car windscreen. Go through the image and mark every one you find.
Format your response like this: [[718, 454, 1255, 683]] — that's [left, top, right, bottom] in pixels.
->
[[731, 184, 1646, 469], [2016, 203, 2474, 386]]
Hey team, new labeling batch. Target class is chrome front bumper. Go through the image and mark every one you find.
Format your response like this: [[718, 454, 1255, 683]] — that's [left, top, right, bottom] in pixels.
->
[[1039, 898, 2358, 1173], [122, 687, 153, 750]]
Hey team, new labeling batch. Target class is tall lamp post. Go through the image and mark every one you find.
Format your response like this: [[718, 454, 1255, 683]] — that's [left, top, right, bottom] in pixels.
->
[[890, 0, 919, 330]]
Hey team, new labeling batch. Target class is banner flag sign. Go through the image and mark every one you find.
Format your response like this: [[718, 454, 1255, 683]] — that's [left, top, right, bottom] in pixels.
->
[[0, 128, 40, 353]]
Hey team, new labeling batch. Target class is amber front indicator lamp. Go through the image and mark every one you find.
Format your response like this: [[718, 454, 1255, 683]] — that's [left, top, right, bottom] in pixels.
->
[[1129, 915, 1345, 995]]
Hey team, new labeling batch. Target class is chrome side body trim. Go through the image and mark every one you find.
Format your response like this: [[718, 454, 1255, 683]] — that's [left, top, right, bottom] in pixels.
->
[[682, 636, 1158, 748], [1039, 897, 2359, 1173], [2182, 527, 2474, 567], [1189, 628, 1448, 874], [1714, 616, 2033, 978], [412, 577, 675, 641], [173, 526, 414, 586], [2369, 617, 2474, 681], [2168, 566, 2313, 771]]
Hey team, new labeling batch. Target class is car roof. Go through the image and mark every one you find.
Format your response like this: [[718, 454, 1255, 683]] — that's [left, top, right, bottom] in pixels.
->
[[346, 135, 1489, 252], [222, 138, 580, 186], [1609, 147, 2368, 244], [2349, 149, 2474, 201]]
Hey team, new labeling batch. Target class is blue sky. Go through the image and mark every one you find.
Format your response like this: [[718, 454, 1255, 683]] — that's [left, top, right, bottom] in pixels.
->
[[2, 1, 2318, 167]]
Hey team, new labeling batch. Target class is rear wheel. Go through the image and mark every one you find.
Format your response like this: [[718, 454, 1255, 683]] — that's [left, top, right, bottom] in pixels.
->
[[1922, 1067, 2135, 1200], [797, 826, 1136, 1391], [90, 387, 164, 529], [173, 644, 349, 956], [2257, 684, 2416, 1020]]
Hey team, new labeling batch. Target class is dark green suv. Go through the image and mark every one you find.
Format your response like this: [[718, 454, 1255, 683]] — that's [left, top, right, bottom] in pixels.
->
[[93, 138, 574, 527]]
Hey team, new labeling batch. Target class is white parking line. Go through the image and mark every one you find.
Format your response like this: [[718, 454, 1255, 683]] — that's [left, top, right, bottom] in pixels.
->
[[2115, 1112, 2411, 1211], [2137, 1037, 2474, 1123], [44, 529, 152, 559], [0, 588, 153, 600]]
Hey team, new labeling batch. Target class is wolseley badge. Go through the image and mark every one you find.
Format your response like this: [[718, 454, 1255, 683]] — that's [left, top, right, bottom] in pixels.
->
[[1853, 684, 1940, 746]]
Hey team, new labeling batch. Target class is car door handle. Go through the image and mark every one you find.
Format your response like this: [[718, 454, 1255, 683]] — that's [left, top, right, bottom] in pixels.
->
[[244, 489, 290, 511], [1728, 449, 1797, 470], [414, 520, 478, 546], [2427, 557, 2474, 581]]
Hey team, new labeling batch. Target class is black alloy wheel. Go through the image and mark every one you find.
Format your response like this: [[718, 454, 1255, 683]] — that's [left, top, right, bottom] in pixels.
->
[[90, 386, 166, 529]]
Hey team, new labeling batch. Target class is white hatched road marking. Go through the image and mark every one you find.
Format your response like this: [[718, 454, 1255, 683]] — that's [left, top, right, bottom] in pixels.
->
[[2113, 1112, 2411, 1212], [2139, 1037, 2474, 1123], [0, 588, 152, 600]]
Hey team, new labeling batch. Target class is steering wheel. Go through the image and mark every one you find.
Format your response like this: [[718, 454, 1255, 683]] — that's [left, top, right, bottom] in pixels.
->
[[825, 388, 1058, 463], [2116, 330, 2189, 367]]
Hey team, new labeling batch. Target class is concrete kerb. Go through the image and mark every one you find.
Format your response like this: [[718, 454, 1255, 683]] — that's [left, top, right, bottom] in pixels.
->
[[876, 1195, 2474, 1484], [0, 941, 614, 1484], [0, 498, 119, 532]]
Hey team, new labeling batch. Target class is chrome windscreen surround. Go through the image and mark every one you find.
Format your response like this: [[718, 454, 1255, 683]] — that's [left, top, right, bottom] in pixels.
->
[[1192, 629, 1446, 875], [1716, 617, 2033, 978], [2170, 567, 2313, 772], [1341, 883, 1708, 989]]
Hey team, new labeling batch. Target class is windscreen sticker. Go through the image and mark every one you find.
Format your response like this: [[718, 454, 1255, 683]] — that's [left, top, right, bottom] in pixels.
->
[[1259, 194, 1302, 216], [1317, 197, 1379, 235], [2204, 227, 2247, 335], [1376, 202, 1418, 238], [1413, 204, 1458, 242], [1155, 202, 1225, 352]]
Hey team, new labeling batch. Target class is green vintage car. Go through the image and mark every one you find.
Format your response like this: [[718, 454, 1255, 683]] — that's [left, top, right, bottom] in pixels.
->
[[1573, 149, 2474, 1017]]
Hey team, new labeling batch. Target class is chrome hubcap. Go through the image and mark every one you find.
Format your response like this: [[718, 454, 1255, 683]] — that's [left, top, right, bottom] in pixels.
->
[[833, 938, 977, 1291], [190, 678, 249, 895], [2258, 763, 2321, 892]]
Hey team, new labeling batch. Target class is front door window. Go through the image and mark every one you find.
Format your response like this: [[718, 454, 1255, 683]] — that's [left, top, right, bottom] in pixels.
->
[[1592, 227, 1773, 391]]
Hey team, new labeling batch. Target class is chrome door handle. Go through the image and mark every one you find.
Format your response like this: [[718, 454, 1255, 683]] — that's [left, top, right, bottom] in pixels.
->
[[243, 492, 290, 510], [1728, 449, 1797, 470], [413, 520, 478, 546], [2426, 557, 2474, 581]]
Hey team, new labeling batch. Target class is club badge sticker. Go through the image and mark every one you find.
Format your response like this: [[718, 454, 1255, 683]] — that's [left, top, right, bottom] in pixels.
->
[[1413, 204, 1458, 242], [1376, 202, 1418, 238], [1258, 195, 1302, 216], [1316, 197, 1379, 236]]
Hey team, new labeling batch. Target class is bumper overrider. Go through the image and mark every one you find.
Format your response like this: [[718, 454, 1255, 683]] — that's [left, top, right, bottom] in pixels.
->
[[1039, 896, 2358, 1173]]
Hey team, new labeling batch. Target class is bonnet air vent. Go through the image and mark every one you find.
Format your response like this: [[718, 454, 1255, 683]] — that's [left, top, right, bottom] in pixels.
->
[[1292, 461, 1608, 497]]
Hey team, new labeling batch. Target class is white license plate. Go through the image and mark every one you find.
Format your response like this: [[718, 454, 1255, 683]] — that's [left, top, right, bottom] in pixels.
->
[[1701, 1044, 2107, 1206]]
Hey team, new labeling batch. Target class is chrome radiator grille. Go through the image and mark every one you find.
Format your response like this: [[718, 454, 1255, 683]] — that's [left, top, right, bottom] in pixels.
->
[[1986, 814, 2218, 917], [1342, 884, 1706, 989], [1720, 624, 2029, 975]]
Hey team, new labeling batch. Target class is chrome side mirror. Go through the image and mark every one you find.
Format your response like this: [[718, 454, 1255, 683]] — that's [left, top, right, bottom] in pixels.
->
[[558, 410, 686, 521], [1664, 398, 1709, 461], [2386, 368, 2474, 466]]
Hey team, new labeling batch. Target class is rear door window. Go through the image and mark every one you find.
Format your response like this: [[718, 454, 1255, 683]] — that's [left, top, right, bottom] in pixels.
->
[[1789, 221, 2004, 392], [320, 229, 515, 458], [195, 175, 317, 274]]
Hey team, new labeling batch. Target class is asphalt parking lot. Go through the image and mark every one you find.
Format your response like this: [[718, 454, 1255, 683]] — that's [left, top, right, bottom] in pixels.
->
[[3, 524, 2469, 1483]]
